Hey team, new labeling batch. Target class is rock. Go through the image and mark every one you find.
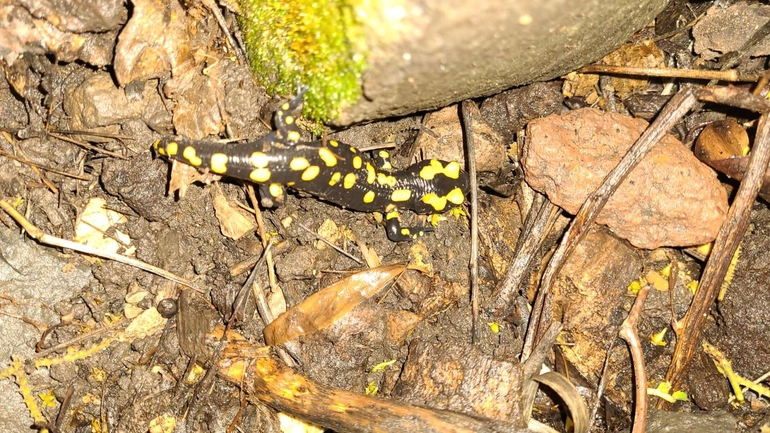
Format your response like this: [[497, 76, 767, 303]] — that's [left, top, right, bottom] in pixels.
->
[[335, 0, 667, 124], [693, 3, 770, 61], [416, 104, 506, 173], [646, 409, 735, 433], [522, 108, 728, 249]]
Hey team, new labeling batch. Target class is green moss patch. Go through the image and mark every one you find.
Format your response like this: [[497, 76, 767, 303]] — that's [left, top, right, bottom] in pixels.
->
[[238, 0, 368, 123]]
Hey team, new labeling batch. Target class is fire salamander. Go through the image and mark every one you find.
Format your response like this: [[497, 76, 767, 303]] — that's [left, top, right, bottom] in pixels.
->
[[153, 93, 469, 241]]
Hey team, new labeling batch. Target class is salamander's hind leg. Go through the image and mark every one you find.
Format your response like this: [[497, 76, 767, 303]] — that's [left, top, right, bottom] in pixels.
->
[[272, 89, 307, 145], [257, 183, 287, 208], [371, 149, 394, 172], [384, 210, 433, 241]]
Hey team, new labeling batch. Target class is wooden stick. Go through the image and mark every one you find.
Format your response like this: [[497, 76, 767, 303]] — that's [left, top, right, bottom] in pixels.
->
[[663, 112, 770, 399], [521, 88, 698, 361], [218, 347, 529, 433], [619, 285, 651, 433]]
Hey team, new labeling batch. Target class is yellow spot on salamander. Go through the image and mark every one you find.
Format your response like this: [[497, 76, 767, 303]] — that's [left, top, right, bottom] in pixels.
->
[[250, 151, 269, 168], [420, 160, 462, 180], [287, 130, 301, 142], [378, 150, 389, 159], [446, 187, 465, 205], [365, 163, 376, 184], [302, 165, 320, 181], [285, 115, 294, 125], [349, 147, 357, 153], [382, 160, 392, 171], [154, 140, 165, 155], [400, 228, 410, 236], [386, 210, 399, 220], [419, 159, 443, 180], [391, 189, 412, 202], [421, 193, 447, 211], [183, 146, 202, 166], [290, 157, 310, 171], [328, 172, 341, 186], [443, 161, 461, 179], [210, 153, 228, 174], [363, 191, 375, 203], [318, 147, 338, 167], [165, 141, 178, 156], [282, 102, 290, 110], [287, 181, 296, 186], [352, 156, 363, 170], [377, 173, 397, 187], [343, 173, 356, 189], [269, 183, 283, 197], [329, 140, 339, 147], [249, 168, 271, 182]]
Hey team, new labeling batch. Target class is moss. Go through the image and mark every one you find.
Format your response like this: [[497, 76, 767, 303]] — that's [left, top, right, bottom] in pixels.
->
[[238, 0, 368, 124]]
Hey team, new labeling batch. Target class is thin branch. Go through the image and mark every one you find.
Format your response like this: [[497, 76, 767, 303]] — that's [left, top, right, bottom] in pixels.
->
[[522, 88, 698, 361]]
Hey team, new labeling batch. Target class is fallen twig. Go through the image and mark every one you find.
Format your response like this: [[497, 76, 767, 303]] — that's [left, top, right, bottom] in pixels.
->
[[0, 199, 198, 291], [522, 88, 698, 361], [663, 112, 770, 402], [619, 284, 651, 433]]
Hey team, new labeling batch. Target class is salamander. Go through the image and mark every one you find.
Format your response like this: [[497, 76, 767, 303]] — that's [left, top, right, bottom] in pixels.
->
[[153, 92, 470, 241]]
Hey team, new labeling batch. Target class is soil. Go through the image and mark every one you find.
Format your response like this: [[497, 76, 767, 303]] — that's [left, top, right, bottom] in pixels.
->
[[2, 1, 770, 433]]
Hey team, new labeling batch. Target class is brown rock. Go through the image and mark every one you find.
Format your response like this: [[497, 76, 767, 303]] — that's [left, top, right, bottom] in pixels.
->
[[416, 104, 506, 173], [522, 108, 728, 249]]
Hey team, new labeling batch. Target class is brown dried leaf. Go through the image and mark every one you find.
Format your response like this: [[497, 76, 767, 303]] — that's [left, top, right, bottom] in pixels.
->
[[163, 60, 224, 138], [600, 39, 665, 97], [167, 159, 220, 197], [694, 119, 770, 199], [114, 0, 191, 85], [694, 119, 749, 161], [212, 191, 255, 241], [263, 265, 405, 346]]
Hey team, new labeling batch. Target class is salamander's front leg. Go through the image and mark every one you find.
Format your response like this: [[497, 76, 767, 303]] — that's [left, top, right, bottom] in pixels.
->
[[384, 210, 433, 241], [272, 89, 307, 145], [257, 182, 287, 208], [371, 149, 394, 172]]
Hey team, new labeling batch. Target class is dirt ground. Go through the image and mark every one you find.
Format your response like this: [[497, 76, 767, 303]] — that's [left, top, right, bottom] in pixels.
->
[[2, 1, 770, 432]]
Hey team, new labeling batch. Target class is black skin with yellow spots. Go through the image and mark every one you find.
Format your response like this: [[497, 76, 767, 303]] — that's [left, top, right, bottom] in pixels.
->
[[153, 93, 470, 241]]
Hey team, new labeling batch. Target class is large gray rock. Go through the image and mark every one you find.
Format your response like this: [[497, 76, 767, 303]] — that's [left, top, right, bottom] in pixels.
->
[[337, 0, 667, 124]]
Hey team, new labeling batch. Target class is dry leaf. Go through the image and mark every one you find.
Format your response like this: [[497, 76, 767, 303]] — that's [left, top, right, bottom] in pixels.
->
[[212, 191, 255, 240], [74, 197, 132, 257], [263, 265, 405, 346], [114, 0, 191, 85]]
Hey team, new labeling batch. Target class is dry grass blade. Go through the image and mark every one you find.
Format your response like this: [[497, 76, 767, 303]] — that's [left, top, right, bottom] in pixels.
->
[[461, 100, 480, 344], [578, 65, 760, 82], [0, 199, 199, 291]]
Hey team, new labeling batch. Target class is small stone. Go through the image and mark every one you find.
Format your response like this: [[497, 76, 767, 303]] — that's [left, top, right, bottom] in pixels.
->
[[522, 108, 728, 249]]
